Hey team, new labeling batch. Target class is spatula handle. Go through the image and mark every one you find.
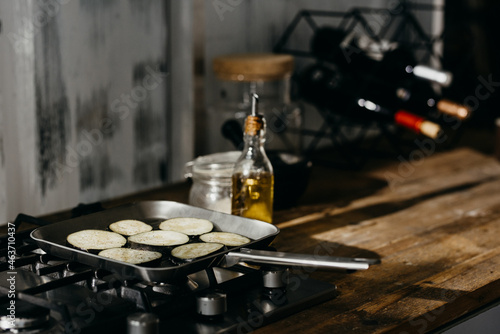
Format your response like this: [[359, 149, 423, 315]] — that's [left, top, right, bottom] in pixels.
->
[[225, 248, 378, 271]]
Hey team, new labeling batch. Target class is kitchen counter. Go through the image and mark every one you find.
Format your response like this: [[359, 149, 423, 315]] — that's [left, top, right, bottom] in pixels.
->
[[260, 147, 500, 333], [9, 146, 500, 333]]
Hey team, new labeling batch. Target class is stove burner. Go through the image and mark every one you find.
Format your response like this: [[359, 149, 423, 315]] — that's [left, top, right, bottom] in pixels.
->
[[262, 267, 288, 289], [127, 312, 159, 334], [149, 282, 183, 295], [0, 300, 50, 330], [196, 291, 227, 317], [132, 280, 186, 297]]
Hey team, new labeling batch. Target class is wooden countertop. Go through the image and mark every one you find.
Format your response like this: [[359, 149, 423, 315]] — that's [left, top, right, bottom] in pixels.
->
[[259, 147, 500, 333], [9, 146, 500, 333]]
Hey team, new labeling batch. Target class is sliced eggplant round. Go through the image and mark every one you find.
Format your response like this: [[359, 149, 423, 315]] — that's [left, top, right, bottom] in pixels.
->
[[98, 248, 162, 265], [128, 230, 190, 251], [171, 242, 224, 262], [199, 232, 251, 247], [159, 217, 214, 236], [108, 219, 153, 236], [67, 229, 127, 252]]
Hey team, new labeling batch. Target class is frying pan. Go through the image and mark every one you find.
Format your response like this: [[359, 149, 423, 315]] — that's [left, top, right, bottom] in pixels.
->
[[31, 201, 374, 283]]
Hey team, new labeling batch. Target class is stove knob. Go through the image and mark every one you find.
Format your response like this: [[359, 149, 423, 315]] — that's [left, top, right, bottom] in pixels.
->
[[262, 267, 288, 289], [196, 291, 227, 317], [127, 312, 159, 334]]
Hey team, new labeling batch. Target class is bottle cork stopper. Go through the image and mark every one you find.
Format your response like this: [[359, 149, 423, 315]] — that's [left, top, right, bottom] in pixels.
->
[[437, 99, 470, 120], [244, 116, 264, 136], [420, 120, 442, 139]]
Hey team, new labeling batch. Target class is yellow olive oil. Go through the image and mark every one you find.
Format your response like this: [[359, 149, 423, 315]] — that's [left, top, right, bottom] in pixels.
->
[[231, 172, 274, 223]]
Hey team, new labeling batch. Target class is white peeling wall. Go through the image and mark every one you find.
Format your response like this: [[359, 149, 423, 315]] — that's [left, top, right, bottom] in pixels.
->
[[0, 110, 6, 221], [0, 0, 187, 223]]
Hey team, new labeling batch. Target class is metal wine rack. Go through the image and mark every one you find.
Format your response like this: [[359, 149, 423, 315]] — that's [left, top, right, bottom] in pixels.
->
[[274, 1, 466, 169]]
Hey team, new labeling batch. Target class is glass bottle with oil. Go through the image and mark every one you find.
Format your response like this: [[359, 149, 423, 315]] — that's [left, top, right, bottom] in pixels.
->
[[231, 94, 274, 223]]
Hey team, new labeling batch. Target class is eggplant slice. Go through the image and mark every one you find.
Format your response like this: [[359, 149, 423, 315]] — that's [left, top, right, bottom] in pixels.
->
[[159, 217, 213, 236], [67, 230, 127, 251], [171, 242, 224, 262], [199, 232, 251, 247], [109, 219, 152, 236], [128, 230, 190, 250], [98, 248, 162, 265]]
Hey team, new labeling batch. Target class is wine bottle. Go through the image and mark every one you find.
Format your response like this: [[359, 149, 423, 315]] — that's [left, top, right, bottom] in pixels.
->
[[357, 98, 442, 139], [394, 86, 470, 121], [360, 76, 470, 121], [231, 94, 274, 223], [299, 63, 442, 139], [310, 26, 453, 87]]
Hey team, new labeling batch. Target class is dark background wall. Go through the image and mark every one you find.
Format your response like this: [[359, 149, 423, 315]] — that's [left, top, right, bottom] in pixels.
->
[[444, 0, 500, 127]]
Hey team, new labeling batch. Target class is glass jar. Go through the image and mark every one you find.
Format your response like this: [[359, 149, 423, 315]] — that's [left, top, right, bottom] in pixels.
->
[[207, 53, 302, 155], [184, 151, 241, 214]]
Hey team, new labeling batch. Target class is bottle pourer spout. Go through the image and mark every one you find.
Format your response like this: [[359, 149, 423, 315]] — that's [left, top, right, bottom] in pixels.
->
[[251, 93, 259, 116], [245, 93, 263, 136]]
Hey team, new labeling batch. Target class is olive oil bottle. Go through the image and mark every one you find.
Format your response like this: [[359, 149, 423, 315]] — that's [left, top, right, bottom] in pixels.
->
[[231, 94, 274, 223]]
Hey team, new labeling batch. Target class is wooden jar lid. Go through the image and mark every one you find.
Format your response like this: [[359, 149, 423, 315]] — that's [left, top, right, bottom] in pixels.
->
[[213, 53, 294, 82]]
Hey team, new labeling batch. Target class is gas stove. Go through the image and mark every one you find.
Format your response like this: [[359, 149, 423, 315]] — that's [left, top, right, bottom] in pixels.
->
[[0, 208, 337, 334]]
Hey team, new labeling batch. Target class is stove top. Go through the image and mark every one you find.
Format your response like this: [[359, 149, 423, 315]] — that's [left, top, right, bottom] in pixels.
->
[[0, 210, 337, 333]]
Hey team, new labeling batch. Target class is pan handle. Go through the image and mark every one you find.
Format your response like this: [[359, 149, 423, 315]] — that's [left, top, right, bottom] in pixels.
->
[[224, 248, 379, 271]]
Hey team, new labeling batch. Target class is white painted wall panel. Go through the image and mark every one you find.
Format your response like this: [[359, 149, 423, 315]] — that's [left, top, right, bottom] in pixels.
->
[[0, 0, 185, 223], [0, 0, 40, 221], [0, 109, 6, 223]]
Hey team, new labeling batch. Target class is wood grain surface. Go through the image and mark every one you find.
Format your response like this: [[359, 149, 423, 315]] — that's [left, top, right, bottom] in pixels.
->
[[255, 147, 500, 333]]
